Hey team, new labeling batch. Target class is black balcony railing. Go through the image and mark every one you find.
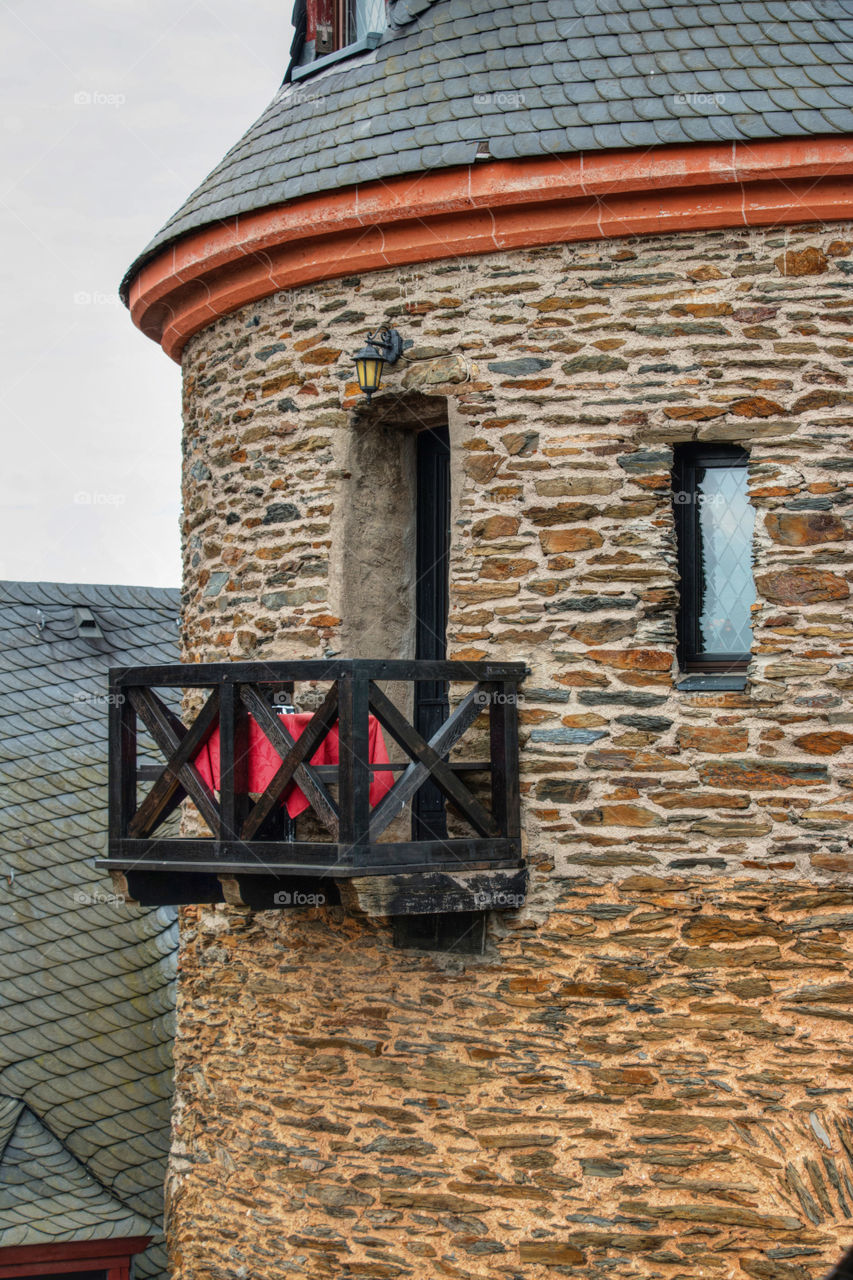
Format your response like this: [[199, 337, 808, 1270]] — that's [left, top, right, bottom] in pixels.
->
[[98, 660, 526, 893]]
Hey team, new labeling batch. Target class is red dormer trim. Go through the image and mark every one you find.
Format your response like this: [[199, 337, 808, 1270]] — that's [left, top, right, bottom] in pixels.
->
[[305, 0, 317, 42], [0, 1235, 151, 1279], [125, 136, 853, 362]]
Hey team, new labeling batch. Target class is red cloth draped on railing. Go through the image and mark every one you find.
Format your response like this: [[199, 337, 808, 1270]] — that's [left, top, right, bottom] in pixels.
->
[[194, 712, 394, 819]]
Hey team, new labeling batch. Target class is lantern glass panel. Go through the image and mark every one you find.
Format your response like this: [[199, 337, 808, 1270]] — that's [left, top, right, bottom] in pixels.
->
[[355, 354, 383, 393]]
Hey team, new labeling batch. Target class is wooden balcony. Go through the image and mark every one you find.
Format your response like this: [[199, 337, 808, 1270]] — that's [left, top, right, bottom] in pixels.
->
[[97, 659, 527, 914]]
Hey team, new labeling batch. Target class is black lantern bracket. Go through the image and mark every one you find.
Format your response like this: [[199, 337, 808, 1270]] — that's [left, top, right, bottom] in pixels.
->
[[367, 327, 403, 364]]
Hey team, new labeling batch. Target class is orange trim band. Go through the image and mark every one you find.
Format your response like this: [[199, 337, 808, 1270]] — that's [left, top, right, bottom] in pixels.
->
[[127, 136, 853, 361]]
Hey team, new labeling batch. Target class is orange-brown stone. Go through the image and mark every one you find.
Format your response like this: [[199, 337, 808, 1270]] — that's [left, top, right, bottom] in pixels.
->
[[670, 302, 733, 317], [791, 389, 853, 413], [553, 671, 610, 687], [299, 347, 342, 366], [577, 804, 664, 827], [527, 504, 599, 527], [479, 558, 537, 580], [587, 649, 672, 672], [678, 726, 749, 753], [794, 731, 853, 756], [586, 749, 688, 772], [689, 264, 725, 280], [811, 852, 853, 872], [473, 515, 521, 539], [756, 568, 849, 605], [698, 759, 829, 789], [519, 1243, 586, 1265], [764, 511, 847, 545], [774, 246, 829, 275], [663, 405, 724, 421], [464, 453, 501, 482], [261, 371, 301, 396], [651, 790, 751, 810], [563, 619, 634, 645], [728, 395, 785, 418]]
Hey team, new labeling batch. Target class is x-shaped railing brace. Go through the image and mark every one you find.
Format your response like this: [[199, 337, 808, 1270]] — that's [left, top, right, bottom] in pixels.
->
[[126, 678, 498, 846]]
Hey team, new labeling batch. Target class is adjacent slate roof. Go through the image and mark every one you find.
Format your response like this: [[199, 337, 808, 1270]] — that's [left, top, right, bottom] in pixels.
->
[[0, 1098, 152, 1248], [0, 582, 180, 1279], [123, 0, 853, 294]]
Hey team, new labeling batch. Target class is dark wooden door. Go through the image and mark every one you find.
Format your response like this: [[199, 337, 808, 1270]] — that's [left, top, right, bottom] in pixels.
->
[[413, 424, 450, 839]]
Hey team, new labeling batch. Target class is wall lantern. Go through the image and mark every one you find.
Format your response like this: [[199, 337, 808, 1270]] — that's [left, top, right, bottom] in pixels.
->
[[353, 327, 403, 401]]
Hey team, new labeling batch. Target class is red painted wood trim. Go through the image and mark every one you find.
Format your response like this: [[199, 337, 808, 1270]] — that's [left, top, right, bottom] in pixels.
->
[[125, 136, 853, 362], [0, 1235, 150, 1278]]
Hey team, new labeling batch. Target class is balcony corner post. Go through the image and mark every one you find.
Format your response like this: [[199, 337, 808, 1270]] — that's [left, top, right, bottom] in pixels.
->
[[108, 675, 136, 849], [338, 665, 371, 864], [218, 678, 248, 853], [489, 679, 521, 844]]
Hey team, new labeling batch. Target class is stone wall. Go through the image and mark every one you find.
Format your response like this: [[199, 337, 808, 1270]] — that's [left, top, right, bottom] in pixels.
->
[[172, 221, 853, 1277], [181, 220, 852, 886], [170, 881, 853, 1280]]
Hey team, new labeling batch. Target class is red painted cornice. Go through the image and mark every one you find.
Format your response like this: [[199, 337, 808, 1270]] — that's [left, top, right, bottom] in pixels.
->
[[126, 136, 853, 362]]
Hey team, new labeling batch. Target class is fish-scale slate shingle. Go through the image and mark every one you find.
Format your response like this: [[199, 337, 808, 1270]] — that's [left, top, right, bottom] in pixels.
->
[[123, 0, 853, 294], [0, 1098, 152, 1248], [0, 582, 179, 1279]]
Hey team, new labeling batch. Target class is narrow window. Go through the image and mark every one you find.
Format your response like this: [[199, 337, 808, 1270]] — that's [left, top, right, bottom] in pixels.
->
[[673, 444, 755, 674]]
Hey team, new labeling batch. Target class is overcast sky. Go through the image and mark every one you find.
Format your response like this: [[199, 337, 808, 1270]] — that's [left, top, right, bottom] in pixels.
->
[[0, 0, 291, 588]]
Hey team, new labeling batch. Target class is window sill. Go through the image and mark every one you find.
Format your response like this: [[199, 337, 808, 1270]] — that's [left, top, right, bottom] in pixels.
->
[[676, 674, 747, 693], [292, 33, 383, 81]]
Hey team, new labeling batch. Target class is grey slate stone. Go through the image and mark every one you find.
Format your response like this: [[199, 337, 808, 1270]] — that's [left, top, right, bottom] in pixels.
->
[[122, 0, 853, 297], [0, 1099, 152, 1245], [0, 581, 179, 1279]]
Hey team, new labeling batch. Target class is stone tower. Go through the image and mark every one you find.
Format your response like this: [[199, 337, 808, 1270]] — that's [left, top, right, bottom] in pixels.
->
[[116, 3, 853, 1277]]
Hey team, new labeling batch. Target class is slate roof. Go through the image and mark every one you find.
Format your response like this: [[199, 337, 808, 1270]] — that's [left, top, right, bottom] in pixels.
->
[[123, 0, 853, 295], [0, 582, 180, 1279]]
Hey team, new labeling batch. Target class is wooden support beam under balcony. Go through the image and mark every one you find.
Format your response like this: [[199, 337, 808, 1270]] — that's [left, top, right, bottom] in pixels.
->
[[97, 659, 528, 913]]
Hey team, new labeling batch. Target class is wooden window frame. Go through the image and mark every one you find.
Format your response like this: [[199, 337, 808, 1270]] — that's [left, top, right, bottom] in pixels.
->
[[335, 0, 357, 48], [315, 0, 364, 54], [673, 442, 752, 675]]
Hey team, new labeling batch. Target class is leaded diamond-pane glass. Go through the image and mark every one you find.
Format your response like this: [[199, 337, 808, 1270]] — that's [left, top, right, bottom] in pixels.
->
[[697, 463, 755, 654], [353, 0, 386, 40]]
